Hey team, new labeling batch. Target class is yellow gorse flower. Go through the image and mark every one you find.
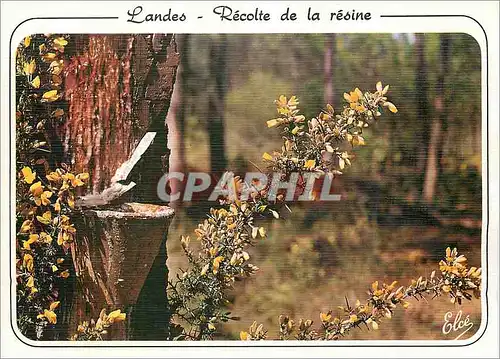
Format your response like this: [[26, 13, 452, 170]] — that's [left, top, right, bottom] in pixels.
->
[[23, 254, 34, 272], [46, 171, 61, 182], [29, 181, 43, 197], [20, 219, 32, 233], [212, 256, 224, 274], [31, 76, 40, 88], [53, 37, 68, 51], [107, 309, 127, 323], [376, 81, 390, 95], [23, 36, 31, 48], [37, 301, 60, 324], [23, 234, 39, 250], [267, 119, 281, 128], [42, 89, 59, 102], [36, 211, 52, 225], [384, 101, 398, 113], [343, 88, 363, 103], [200, 263, 209, 276], [21, 167, 36, 184], [262, 152, 273, 161], [304, 159, 316, 170], [57, 216, 76, 247], [42, 52, 57, 62], [62, 172, 89, 187], [31, 185, 53, 206], [320, 312, 331, 322], [343, 88, 366, 112], [23, 59, 36, 76]]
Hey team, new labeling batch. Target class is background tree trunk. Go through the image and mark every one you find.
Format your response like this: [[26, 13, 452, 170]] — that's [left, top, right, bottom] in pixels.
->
[[436, 35, 451, 178], [324, 34, 336, 107], [415, 33, 430, 176], [59, 34, 179, 339], [207, 35, 228, 174], [422, 34, 450, 204], [166, 34, 188, 209]]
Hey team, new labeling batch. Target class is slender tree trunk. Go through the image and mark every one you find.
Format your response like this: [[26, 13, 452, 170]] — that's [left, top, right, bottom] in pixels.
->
[[324, 34, 336, 106], [422, 119, 441, 203], [166, 34, 188, 208], [207, 35, 228, 174], [437, 35, 451, 177], [415, 34, 430, 175], [422, 34, 450, 203]]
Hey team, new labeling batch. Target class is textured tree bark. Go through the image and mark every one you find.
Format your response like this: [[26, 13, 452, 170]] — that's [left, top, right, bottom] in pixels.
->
[[57, 34, 179, 340]]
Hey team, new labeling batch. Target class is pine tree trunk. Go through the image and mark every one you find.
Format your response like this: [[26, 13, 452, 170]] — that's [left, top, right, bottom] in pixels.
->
[[436, 35, 451, 177], [415, 34, 430, 175]]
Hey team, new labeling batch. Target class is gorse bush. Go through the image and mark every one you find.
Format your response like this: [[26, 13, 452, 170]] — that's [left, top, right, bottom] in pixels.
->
[[17, 164, 88, 337], [69, 309, 127, 341], [15, 33, 84, 339], [167, 203, 265, 340], [15, 34, 125, 340], [15, 34, 481, 341], [263, 83, 396, 176]]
